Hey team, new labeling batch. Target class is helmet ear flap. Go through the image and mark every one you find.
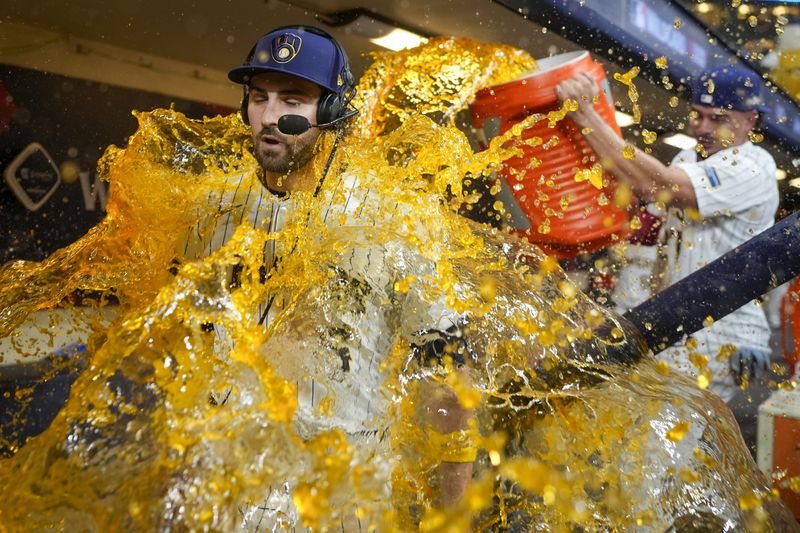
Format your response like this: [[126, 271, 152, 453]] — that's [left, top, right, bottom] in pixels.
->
[[316, 91, 343, 125], [240, 86, 250, 125]]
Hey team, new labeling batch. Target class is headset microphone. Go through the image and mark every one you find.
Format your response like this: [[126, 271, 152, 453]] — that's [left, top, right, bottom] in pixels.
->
[[277, 109, 359, 136], [277, 115, 313, 135]]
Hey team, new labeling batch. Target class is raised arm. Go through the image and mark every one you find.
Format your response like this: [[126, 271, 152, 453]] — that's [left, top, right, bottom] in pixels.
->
[[555, 72, 697, 209]]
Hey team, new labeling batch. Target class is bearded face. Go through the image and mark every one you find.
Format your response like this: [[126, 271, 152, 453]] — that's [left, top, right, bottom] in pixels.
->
[[246, 72, 323, 178], [252, 125, 320, 174]]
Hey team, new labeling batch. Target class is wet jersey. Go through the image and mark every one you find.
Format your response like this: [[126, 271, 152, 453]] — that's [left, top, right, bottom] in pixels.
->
[[656, 141, 778, 401], [179, 170, 463, 530]]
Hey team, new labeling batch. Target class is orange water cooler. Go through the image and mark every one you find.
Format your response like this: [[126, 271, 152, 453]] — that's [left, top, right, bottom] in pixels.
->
[[469, 51, 629, 259]]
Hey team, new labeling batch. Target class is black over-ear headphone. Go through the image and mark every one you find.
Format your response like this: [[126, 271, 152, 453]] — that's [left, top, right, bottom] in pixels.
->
[[239, 25, 356, 127]]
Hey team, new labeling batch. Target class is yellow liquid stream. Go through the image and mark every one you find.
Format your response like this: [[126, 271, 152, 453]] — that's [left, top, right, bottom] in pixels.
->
[[0, 37, 792, 531]]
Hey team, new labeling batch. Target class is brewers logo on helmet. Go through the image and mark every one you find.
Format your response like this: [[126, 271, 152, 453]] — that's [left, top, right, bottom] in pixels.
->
[[272, 33, 302, 64]]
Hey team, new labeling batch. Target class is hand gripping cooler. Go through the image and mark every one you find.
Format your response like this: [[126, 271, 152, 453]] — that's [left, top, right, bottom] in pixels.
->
[[469, 51, 629, 259]]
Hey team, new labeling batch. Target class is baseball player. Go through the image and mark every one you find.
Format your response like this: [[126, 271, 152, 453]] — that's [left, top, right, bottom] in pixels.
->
[[179, 25, 475, 529], [556, 64, 779, 402]]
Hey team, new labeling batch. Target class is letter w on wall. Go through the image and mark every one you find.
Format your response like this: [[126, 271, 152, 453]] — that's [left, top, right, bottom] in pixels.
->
[[79, 171, 108, 211]]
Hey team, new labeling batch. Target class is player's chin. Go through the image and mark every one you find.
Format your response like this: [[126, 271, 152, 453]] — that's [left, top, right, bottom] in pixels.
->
[[256, 151, 290, 173], [257, 146, 286, 163]]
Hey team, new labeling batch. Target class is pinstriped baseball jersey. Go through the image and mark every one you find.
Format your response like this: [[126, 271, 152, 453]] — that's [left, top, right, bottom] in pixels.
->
[[179, 170, 463, 531], [656, 141, 779, 401], [179, 170, 461, 334]]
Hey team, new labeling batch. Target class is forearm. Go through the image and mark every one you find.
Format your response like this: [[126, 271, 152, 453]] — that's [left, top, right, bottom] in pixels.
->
[[575, 109, 697, 208], [574, 108, 697, 209], [437, 461, 474, 506], [420, 373, 476, 505]]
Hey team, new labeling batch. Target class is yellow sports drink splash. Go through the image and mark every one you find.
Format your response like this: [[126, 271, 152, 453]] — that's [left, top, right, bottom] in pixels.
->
[[0, 38, 794, 531]]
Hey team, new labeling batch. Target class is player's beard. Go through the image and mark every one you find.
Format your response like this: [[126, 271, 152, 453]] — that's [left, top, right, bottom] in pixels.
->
[[253, 126, 319, 174]]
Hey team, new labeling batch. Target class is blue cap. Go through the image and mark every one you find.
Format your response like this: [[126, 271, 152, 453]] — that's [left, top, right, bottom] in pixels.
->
[[228, 26, 349, 95], [691, 65, 769, 113]]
